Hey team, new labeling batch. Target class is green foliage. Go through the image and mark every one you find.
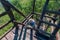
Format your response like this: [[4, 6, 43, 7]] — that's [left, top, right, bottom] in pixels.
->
[[48, 1, 60, 11], [0, 15, 10, 25], [35, 0, 46, 12], [10, 0, 60, 14], [0, 23, 13, 36]]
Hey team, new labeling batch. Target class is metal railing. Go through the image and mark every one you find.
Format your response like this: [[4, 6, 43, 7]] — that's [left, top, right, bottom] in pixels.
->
[[0, 0, 60, 40]]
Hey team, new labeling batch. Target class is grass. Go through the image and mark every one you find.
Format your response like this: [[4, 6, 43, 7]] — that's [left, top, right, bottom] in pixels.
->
[[13, 11, 25, 22], [0, 5, 14, 36], [0, 8, 24, 37], [0, 14, 14, 36], [0, 15, 10, 25], [0, 23, 13, 36]]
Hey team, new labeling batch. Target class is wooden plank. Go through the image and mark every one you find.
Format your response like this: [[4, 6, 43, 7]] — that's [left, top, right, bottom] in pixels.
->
[[1, 25, 37, 40], [1, 37, 6, 40], [0, 26, 14, 40]]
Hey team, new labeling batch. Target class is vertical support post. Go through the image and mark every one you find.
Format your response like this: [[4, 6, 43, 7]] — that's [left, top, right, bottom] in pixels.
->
[[23, 28, 27, 40], [32, 0, 36, 18], [19, 25, 24, 40], [35, 0, 49, 40], [30, 29, 33, 40], [32, 0, 36, 14], [37, 0, 49, 29]]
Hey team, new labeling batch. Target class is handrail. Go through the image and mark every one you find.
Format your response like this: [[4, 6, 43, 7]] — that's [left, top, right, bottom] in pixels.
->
[[46, 10, 60, 15], [34, 13, 57, 21], [0, 12, 7, 17], [14, 21, 25, 26], [37, 19, 60, 28], [22, 13, 33, 23]]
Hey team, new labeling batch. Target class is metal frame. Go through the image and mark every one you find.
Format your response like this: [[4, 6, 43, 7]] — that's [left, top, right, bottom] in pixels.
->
[[0, 0, 60, 40]]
